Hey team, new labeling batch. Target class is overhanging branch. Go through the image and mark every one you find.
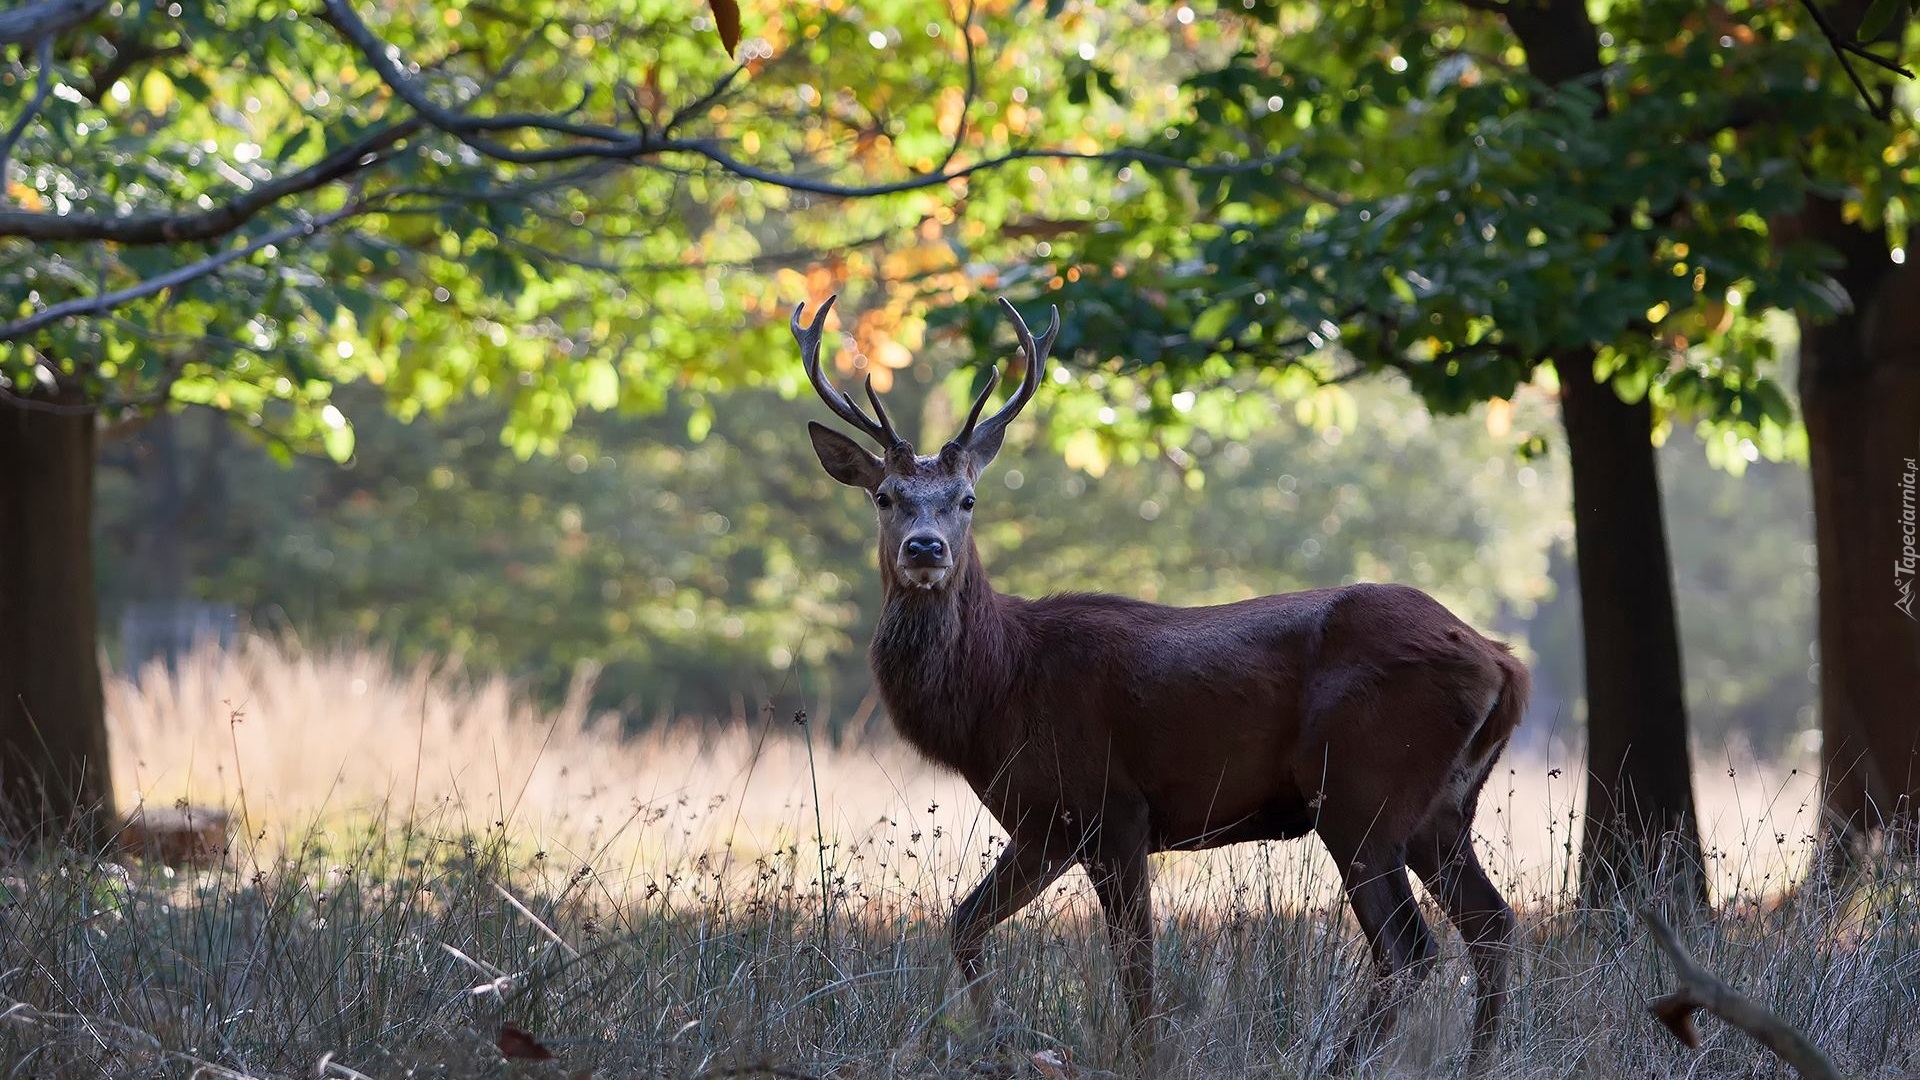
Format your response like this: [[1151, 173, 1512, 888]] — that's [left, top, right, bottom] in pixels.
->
[[1796, 0, 1906, 120], [0, 36, 53, 184], [0, 119, 420, 242], [0, 203, 364, 342], [0, 0, 109, 46], [317, 0, 1316, 195]]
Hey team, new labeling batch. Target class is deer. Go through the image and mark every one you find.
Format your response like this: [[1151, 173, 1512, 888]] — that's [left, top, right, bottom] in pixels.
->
[[794, 294, 1531, 1073]]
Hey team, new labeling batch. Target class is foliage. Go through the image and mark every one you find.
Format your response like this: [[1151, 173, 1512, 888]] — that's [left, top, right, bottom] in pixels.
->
[[941, 0, 1905, 464], [0, 0, 1173, 452]]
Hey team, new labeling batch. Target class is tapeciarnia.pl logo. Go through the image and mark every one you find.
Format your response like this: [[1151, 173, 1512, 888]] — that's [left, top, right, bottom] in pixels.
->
[[1899, 455, 1917, 620]]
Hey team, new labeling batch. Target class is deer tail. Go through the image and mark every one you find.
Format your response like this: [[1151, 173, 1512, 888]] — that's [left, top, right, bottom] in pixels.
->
[[1469, 644, 1531, 764]]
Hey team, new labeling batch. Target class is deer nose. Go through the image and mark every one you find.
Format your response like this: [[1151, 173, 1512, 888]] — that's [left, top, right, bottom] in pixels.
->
[[902, 536, 948, 567]]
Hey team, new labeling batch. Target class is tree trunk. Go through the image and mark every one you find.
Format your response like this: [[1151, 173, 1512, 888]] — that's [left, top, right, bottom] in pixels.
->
[[1500, 0, 1708, 902], [1797, 194, 1920, 868], [0, 388, 115, 845], [1558, 351, 1707, 902]]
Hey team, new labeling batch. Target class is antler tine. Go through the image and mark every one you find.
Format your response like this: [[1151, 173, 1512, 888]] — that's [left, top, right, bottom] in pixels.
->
[[863, 374, 903, 447], [792, 296, 905, 451], [952, 366, 1001, 447], [953, 297, 1059, 449]]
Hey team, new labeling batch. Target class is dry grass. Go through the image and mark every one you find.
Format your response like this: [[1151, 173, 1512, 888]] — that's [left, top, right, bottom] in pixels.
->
[[0, 637, 1910, 1078]]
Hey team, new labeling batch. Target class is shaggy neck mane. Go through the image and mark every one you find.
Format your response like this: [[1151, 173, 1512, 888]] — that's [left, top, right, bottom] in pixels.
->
[[869, 539, 1017, 771]]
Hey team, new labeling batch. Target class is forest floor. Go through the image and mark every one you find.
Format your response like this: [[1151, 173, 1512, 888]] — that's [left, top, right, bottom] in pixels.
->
[[0, 638, 1910, 1078]]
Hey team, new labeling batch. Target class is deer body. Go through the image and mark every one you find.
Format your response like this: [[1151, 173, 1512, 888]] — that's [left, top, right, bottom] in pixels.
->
[[876, 565, 1513, 850], [796, 296, 1527, 1072]]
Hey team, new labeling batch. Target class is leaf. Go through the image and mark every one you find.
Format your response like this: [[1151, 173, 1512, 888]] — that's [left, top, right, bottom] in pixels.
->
[[583, 359, 619, 411], [141, 70, 174, 114], [1857, 0, 1903, 42], [1191, 300, 1237, 344], [707, 0, 741, 57], [497, 1022, 555, 1061]]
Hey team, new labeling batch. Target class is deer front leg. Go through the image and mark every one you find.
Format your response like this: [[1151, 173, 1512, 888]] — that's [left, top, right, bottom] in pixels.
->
[[951, 837, 1068, 1024], [1086, 819, 1158, 1071]]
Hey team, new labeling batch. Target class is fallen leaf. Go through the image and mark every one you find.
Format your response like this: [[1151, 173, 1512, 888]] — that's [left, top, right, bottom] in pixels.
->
[[1031, 1049, 1076, 1079], [498, 1022, 555, 1061]]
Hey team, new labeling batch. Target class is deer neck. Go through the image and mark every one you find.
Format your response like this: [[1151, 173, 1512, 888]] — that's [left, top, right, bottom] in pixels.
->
[[869, 539, 1013, 771]]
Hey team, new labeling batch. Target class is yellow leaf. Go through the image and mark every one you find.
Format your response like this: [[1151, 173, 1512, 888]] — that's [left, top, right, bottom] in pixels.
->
[[1485, 397, 1512, 437], [7, 181, 43, 211], [1063, 429, 1109, 477], [141, 70, 174, 114], [872, 339, 913, 369]]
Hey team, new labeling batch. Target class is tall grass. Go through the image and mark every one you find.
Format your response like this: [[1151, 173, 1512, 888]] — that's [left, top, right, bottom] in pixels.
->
[[0, 637, 1908, 1078]]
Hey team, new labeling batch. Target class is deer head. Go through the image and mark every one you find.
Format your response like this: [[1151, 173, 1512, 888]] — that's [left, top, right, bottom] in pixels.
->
[[797, 295, 1060, 592]]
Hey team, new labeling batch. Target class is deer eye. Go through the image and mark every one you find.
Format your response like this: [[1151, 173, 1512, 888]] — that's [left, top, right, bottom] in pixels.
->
[[961, 494, 976, 511], [874, 492, 893, 509]]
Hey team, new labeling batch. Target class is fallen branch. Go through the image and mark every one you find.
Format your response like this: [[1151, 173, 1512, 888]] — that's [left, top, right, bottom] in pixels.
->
[[1639, 908, 1846, 1080]]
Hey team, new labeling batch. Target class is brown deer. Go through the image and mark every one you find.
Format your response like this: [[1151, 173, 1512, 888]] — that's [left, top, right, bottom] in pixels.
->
[[795, 294, 1530, 1071]]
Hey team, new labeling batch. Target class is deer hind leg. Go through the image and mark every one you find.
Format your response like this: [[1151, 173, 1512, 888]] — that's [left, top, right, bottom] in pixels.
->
[[1408, 798, 1516, 1067], [1322, 837, 1437, 1073], [950, 837, 1068, 1023]]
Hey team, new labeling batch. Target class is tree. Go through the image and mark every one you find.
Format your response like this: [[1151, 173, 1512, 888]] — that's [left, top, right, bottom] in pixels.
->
[[1788, 0, 1920, 869], [951, 0, 1882, 900], [0, 0, 1212, 838]]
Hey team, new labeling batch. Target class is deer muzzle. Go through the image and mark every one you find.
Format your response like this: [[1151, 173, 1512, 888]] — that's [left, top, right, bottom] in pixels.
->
[[899, 535, 952, 588]]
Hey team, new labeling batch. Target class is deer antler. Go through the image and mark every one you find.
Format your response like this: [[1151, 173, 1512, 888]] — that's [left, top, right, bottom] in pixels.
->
[[951, 296, 1059, 451], [792, 295, 906, 452]]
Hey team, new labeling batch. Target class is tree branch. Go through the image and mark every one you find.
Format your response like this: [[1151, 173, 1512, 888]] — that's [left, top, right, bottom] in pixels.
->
[[0, 119, 418, 242], [318, 0, 1315, 195], [1639, 909, 1846, 1080], [0, 0, 109, 46], [0, 203, 364, 342], [0, 36, 52, 187], [1797, 0, 1911, 121]]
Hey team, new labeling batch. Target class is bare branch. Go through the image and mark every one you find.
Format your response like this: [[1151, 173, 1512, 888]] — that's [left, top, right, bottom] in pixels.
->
[[0, 382, 95, 415], [0, 36, 52, 187], [0, 203, 364, 342], [1797, 0, 1911, 121], [920, 0, 978, 180], [0, 0, 109, 46], [669, 140, 1319, 199], [1639, 909, 1846, 1080], [0, 119, 418, 242]]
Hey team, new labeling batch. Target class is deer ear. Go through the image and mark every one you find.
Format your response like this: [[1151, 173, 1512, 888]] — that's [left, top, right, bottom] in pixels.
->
[[809, 421, 886, 489], [957, 425, 1010, 480]]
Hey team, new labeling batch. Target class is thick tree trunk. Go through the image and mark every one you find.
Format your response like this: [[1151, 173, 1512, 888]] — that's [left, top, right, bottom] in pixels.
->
[[1797, 195, 1920, 867], [0, 388, 115, 844], [1558, 351, 1707, 902], [1501, 0, 1708, 902]]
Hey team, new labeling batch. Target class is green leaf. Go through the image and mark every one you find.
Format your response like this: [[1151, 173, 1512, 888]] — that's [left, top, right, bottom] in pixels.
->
[[583, 359, 619, 411], [1858, 0, 1903, 42], [1191, 300, 1237, 344]]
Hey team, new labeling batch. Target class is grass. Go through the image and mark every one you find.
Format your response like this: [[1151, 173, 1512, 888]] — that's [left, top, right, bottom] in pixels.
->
[[0, 637, 1911, 1078]]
